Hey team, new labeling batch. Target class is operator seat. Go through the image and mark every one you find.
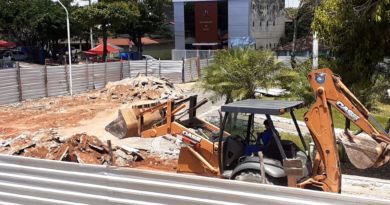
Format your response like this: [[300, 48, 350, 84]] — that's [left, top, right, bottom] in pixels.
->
[[224, 135, 245, 169]]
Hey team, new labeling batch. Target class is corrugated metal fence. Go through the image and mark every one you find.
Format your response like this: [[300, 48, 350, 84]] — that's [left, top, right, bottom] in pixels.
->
[[0, 154, 388, 205], [0, 58, 212, 105]]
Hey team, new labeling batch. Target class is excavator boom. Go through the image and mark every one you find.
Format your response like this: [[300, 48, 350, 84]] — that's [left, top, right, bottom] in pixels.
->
[[298, 68, 390, 193]]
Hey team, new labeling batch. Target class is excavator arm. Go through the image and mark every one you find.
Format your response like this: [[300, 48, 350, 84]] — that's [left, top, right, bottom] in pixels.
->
[[298, 68, 390, 193]]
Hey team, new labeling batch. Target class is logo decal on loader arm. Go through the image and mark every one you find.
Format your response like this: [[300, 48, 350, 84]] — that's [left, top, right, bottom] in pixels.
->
[[336, 101, 360, 121]]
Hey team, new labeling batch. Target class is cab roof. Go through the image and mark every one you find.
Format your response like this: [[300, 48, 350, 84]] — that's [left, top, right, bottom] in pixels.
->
[[221, 99, 304, 115]]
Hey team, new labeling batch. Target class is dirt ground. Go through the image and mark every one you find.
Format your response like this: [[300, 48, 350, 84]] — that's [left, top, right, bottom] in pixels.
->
[[0, 93, 120, 139]]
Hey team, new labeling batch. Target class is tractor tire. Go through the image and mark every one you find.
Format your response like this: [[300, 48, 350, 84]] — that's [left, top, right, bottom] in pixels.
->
[[233, 170, 273, 184]]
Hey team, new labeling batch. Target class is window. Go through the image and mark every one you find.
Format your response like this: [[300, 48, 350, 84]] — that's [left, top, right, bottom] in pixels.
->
[[260, 21, 262, 27], [266, 21, 268, 27], [273, 21, 275, 26], [253, 21, 255, 27]]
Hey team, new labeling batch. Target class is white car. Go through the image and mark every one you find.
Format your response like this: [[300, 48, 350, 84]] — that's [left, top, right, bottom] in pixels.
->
[[2, 50, 28, 61], [141, 55, 156, 61]]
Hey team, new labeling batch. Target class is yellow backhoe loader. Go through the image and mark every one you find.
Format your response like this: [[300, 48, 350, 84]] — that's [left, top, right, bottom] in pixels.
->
[[106, 68, 390, 193]]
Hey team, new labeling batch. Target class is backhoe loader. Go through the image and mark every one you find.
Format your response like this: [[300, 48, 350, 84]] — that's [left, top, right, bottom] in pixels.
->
[[106, 68, 390, 193]]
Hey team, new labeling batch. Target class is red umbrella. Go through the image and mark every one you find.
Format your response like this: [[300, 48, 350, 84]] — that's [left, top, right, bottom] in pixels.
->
[[0, 40, 16, 48], [82, 51, 98, 56], [88, 43, 119, 55]]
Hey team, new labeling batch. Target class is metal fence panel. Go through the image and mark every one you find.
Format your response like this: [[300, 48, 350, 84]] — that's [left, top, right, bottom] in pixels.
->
[[129, 61, 147, 77], [47, 66, 68, 96], [0, 154, 388, 205], [0, 59, 206, 105], [20, 67, 45, 100], [0, 69, 19, 104], [172, 49, 216, 61]]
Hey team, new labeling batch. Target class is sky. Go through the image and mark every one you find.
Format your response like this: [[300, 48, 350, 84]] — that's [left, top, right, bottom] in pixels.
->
[[285, 0, 300, 8], [73, 0, 98, 6], [74, 0, 300, 8]]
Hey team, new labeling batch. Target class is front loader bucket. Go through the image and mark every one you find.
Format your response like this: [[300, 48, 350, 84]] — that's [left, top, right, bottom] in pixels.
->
[[338, 132, 384, 169], [105, 108, 161, 139]]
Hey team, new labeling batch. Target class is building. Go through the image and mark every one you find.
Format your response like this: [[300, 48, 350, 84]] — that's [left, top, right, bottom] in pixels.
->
[[173, 0, 288, 50]]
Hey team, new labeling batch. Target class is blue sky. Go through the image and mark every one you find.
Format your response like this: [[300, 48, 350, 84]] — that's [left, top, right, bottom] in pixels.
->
[[74, 0, 300, 8]]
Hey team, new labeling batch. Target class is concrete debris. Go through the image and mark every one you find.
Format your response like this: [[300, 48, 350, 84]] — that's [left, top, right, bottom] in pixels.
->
[[120, 136, 181, 156], [103, 75, 184, 102], [0, 130, 141, 167]]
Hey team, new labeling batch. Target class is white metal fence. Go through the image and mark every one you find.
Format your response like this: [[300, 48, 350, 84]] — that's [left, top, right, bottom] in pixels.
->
[[0, 59, 213, 105], [172, 49, 217, 61], [0, 59, 16, 69], [0, 154, 388, 205]]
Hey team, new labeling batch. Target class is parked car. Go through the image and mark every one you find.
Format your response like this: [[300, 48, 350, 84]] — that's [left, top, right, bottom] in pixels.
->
[[141, 55, 156, 61], [2, 50, 28, 61]]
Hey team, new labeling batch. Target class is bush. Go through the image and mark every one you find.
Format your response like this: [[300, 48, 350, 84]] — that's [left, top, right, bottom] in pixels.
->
[[278, 58, 336, 105]]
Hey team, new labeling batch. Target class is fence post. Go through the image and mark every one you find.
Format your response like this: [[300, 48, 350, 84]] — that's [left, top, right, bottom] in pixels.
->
[[206, 57, 209, 66], [65, 64, 70, 94], [120, 61, 124, 80], [385, 118, 390, 134], [86, 63, 90, 90], [128, 60, 131, 78], [196, 57, 201, 79], [181, 58, 185, 83], [92, 63, 95, 89], [16, 62, 23, 101], [189, 58, 193, 81], [104, 62, 107, 85], [158, 58, 161, 79], [44, 64, 48, 97], [145, 59, 148, 76]]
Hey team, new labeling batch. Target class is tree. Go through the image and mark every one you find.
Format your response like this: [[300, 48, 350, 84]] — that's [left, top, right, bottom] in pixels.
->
[[282, 0, 315, 68], [0, 0, 73, 61], [200, 48, 284, 104], [74, 0, 138, 61], [117, 0, 169, 58], [312, 0, 390, 105]]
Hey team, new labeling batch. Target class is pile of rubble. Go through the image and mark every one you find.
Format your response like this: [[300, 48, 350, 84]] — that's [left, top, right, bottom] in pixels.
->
[[99, 75, 184, 101], [0, 130, 143, 167]]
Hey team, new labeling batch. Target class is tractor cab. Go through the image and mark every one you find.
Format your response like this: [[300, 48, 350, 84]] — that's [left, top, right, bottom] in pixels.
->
[[218, 99, 311, 185]]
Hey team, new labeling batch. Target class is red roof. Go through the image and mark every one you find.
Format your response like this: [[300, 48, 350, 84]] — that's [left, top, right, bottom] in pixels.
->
[[99, 38, 131, 46], [88, 43, 120, 55]]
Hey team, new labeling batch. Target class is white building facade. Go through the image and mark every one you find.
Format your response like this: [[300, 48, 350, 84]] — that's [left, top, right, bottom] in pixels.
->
[[173, 0, 288, 50]]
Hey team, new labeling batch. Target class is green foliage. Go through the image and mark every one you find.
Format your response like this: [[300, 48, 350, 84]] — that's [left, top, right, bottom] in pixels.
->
[[0, 0, 70, 47], [312, 0, 390, 105], [200, 48, 285, 103], [73, 0, 139, 60], [116, 0, 170, 56], [280, 1, 315, 45], [278, 58, 336, 104]]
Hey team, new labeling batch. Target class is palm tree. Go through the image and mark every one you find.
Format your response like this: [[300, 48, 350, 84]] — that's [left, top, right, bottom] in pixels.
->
[[200, 48, 284, 104]]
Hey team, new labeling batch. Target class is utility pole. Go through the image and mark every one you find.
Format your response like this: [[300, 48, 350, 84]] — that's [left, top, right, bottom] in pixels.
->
[[312, 0, 319, 70], [89, 0, 94, 49], [52, 0, 73, 96]]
